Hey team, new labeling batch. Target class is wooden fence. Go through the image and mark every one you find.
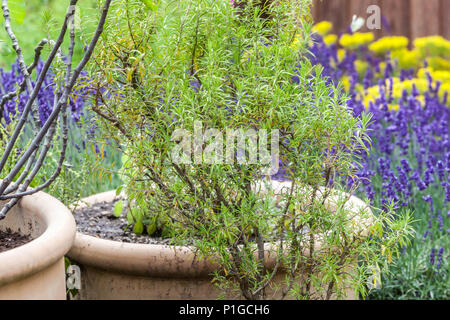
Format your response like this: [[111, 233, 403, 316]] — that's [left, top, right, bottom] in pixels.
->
[[312, 0, 450, 40]]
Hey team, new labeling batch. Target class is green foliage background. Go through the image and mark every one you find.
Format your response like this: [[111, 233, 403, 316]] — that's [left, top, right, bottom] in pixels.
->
[[0, 0, 98, 67]]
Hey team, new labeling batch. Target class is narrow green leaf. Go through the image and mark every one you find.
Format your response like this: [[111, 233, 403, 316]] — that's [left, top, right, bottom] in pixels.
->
[[140, 0, 157, 11], [133, 220, 144, 235], [126, 211, 134, 224], [115, 185, 123, 196], [146, 222, 157, 236], [114, 200, 123, 217]]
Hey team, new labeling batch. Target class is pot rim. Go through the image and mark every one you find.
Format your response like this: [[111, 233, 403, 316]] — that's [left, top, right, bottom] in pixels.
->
[[0, 191, 76, 286], [68, 186, 373, 278]]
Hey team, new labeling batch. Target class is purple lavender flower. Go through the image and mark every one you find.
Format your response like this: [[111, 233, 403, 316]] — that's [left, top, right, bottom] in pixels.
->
[[430, 248, 436, 266], [401, 159, 412, 174], [446, 183, 450, 202], [424, 168, 434, 186], [437, 210, 444, 232], [1, 60, 89, 127], [437, 161, 445, 181], [436, 248, 444, 270], [412, 84, 420, 97]]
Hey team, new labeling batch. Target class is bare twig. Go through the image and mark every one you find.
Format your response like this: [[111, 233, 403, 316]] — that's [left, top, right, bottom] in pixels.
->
[[0, 0, 112, 219]]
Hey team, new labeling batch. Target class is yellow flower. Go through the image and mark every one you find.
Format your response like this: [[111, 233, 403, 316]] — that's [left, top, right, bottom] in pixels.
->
[[339, 32, 374, 50], [428, 56, 450, 71], [440, 83, 450, 104], [417, 67, 433, 79], [367, 85, 380, 97], [402, 78, 428, 93], [323, 34, 337, 46], [313, 21, 332, 36], [417, 68, 450, 83], [337, 49, 346, 62], [290, 34, 302, 49], [361, 78, 431, 110], [414, 36, 450, 57], [417, 95, 425, 106], [391, 49, 420, 70], [355, 60, 369, 76], [362, 85, 380, 107], [341, 76, 351, 92], [369, 36, 409, 55], [360, 74, 450, 109], [388, 104, 399, 111], [433, 70, 450, 82], [378, 61, 386, 75]]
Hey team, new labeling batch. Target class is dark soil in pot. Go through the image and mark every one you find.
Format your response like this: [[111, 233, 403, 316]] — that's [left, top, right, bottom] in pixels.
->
[[73, 195, 298, 247], [73, 200, 173, 245], [0, 229, 32, 253]]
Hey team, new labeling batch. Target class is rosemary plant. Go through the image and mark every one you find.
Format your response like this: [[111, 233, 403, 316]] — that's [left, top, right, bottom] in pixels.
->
[[90, 0, 413, 300]]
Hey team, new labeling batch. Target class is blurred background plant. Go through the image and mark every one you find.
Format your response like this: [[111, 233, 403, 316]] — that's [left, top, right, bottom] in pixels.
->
[[307, 21, 449, 299], [0, 0, 99, 67]]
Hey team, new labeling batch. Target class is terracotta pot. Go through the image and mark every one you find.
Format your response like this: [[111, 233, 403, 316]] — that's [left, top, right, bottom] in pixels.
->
[[68, 183, 373, 300], [0, 191, 76, 299]]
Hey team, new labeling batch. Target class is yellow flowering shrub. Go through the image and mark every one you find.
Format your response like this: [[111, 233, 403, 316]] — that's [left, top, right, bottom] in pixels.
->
[[401, 78, 428, 93], [290, 34, 303, 50], [416, 67, 433, 78], [427, 56, 450, 71], [310, 21, 450, 109], [355, 60, 369, 76], [388, 104, 399, 111], [441, 83, 450, 99], [369, 36, 409, 55], [361, 77, 448, 109], [339, 32, 374, 50], [391, 49, 420, 70], [414, 36, 450, 57], [337, 48, 346, 62], [341, 75, 351, 91], [323, 34, 337, 46], [312, 21, 332, 36], [378, 61, 386, 76], [432, 70, 450, 83], [417, 68, 450, 82]]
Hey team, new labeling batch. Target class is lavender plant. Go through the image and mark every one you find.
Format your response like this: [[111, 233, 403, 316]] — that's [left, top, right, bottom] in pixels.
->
[[0, 0, 112, 217], [308, 24, 449, 299], [0, 61, 122, 205], [91, 0, 412, 300]]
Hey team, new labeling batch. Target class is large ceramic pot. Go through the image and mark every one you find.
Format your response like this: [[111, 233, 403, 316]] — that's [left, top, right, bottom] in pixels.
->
[[68, 182, 373, 300], [0, 191, 76, 299]]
